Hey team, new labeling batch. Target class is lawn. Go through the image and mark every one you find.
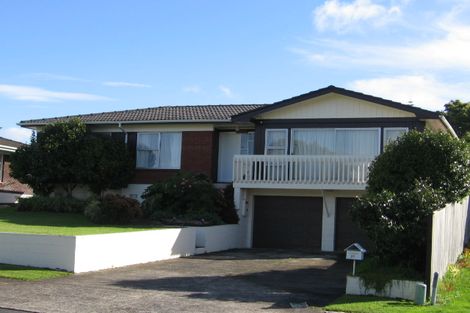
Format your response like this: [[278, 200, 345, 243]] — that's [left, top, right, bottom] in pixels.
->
[[0, 263, 71, 281], [325, 250, 470, 313], [0, 207, 161, 236]]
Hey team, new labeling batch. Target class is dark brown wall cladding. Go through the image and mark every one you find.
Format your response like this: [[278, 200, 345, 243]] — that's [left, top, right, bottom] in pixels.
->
[[126, 131, 215, 184], [181, 131, 215, 178]]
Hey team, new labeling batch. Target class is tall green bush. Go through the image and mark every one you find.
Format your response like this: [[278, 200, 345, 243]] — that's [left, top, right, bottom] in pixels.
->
[[352, 130, 470, 272], [10, 119, 134, 196]]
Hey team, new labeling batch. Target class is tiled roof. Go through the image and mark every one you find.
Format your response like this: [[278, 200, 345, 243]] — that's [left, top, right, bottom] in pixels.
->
[[0, 137, 24, 148], [19, 104, 266, 126]]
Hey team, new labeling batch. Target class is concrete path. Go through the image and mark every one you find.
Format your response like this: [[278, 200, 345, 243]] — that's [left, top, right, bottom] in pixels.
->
[[0, 249, 349, 313]]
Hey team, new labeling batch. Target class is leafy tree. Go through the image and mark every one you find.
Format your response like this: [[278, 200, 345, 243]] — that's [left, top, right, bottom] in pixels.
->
[[444, 100, 470, 137], [10, 119, 134, 196], [79, 134, 134, 195], [352, 130, 470, 271]]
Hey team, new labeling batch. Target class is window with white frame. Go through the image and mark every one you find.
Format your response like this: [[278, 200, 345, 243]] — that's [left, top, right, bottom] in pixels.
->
[[384, 127, 408, 145], [240, 132, 254, 155], [291, 128, 380, 156], [136, 132, 182, 169], [265, 129, 288, 155]]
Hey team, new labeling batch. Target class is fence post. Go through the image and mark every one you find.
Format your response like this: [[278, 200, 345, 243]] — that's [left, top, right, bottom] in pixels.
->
[[424, 214, 434, 299]]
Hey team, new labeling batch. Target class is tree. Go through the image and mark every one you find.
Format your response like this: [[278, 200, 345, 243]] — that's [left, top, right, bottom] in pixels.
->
[[351, 130, 470, 271], [79, 134, 134, 195], [444, 100, 470, 137], [10, 119, 134, 196]]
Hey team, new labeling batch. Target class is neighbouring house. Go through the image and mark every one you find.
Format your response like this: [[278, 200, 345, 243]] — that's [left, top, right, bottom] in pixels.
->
[[19, 85, 456, 251], [0, 137, 33, 204]]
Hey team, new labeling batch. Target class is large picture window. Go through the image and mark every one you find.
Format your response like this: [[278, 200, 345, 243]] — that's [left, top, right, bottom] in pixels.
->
[[136, 132, 182, 169], [384, 127, 408, 145], [291, 128, 380, 156]]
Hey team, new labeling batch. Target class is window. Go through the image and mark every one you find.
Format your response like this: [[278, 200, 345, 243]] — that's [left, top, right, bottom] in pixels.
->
[[384, 127, 408, 145], [291, 129, 335, 155], [265, 129, 288, 155], [240, 132, 254, 155], [291, 128, 380, 156], [335, 129, 380, 156], [136, 132, 182, 169]]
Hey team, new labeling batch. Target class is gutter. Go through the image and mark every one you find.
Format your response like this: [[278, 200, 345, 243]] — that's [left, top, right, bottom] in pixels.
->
[[439, 115, 458, 138], [18, 119, 234, 127], [0, 145, 17, 153]]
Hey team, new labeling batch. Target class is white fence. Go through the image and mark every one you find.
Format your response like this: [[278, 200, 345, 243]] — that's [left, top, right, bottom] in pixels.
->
[[0, 224, 241, 273], [233, 155, 373, 189], [428, 197, 470, 285]]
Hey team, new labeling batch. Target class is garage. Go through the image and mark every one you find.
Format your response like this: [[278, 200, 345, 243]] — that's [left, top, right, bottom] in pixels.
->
[[252, 196, 323, 249], [335, 197, 373, 251]]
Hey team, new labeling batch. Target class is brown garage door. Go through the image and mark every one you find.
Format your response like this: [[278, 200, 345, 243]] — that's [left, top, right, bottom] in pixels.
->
[[335, 197, 373, 251], [253, 196, 323, 249]]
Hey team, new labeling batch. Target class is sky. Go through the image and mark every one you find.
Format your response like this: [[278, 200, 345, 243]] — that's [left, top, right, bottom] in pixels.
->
[[1, 0, 470, 143]]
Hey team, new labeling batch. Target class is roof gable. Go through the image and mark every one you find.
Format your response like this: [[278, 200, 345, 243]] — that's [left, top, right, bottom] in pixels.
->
[[233, 85, 439, 121]]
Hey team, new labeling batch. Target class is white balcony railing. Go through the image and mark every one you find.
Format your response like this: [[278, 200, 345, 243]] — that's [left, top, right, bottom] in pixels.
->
[[233, 155, 374, 190]]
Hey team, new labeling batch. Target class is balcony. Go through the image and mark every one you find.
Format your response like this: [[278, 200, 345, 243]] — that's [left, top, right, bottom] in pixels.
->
[[233, 155, 375, 190]]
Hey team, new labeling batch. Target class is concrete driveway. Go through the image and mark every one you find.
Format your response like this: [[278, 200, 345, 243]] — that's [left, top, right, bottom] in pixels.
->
[[0, 249, 349, 313]]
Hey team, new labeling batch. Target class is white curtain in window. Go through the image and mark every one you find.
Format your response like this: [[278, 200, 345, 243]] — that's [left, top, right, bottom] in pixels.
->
[[159, 132, 182, 169], [335, 129, 379, 156], [136, 133, 160, 168], [292, 129, 335, 155]]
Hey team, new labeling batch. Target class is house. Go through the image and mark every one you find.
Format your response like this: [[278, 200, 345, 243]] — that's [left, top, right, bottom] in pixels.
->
[[19, 85, 455, 251], [0, 137, 33, 204]]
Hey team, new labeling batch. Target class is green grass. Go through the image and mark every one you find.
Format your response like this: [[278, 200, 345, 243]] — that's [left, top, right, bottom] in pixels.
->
[[0, 207, 161, 236], [325, 250, 470, 313], [0, 263, 71, 281]]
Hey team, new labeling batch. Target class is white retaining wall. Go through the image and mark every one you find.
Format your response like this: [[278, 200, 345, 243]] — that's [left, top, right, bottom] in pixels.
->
[[0, 233, 76, 271], [346, 275, 422, 301], [0, 191, 22, 204], [0, 224, 241, 273], [429, 197, 470, 284]]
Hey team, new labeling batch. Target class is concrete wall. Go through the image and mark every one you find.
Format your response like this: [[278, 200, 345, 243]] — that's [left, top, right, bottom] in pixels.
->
[[346, 275, 422, 301], [0, 233, 76, 271], [0, 225, 242, 273], [0, 191, 22, 204], [429, 197, 470, 284], [74, 228, 196, 273]]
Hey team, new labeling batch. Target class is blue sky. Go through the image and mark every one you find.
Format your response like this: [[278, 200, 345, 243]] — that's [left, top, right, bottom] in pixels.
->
[[1, 0, 470, 142]]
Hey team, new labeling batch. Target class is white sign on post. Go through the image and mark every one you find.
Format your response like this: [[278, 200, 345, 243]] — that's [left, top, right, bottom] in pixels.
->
[[344, 243, 367, 276]]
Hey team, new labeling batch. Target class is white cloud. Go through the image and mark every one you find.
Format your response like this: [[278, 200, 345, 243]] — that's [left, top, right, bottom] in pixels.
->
[[314, 0, 401, 33], [183, 85, 202, 94], [0, 127, 33, 144], [0, 84, 112, 102], [25, 73, 91, 82], [297, 9, 470, 71], [219, 85, 234, 97], [348, 75, 470, 111], [102, 81, 151, 88]]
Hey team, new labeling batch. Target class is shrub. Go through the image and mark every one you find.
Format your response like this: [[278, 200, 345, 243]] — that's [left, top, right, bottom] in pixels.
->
[[84, 194, 142, 224], [352, 130, 470, 272], [17, 195, 87, 213], [141, 172, 224, 225], [217, 184, 239, 224]]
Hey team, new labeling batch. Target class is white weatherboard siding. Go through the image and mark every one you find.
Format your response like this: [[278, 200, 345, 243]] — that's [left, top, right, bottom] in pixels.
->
[[0, 225, 242, 273], [258, 94, 415, 119]]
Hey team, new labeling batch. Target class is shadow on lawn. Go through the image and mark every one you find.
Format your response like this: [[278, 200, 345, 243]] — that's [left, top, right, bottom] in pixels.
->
[[113, 257, 349, 309]]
